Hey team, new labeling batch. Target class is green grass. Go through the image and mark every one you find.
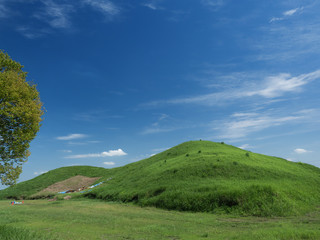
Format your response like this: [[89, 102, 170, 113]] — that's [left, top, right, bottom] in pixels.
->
[[1, 140, 320, 217], [0, 166, 107, 200], [0, 224, 55, 240], [0, 199, 320, 240]]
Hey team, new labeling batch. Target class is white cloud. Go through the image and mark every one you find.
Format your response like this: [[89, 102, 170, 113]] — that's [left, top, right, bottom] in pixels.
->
[[34, 171, 48, 175], [238, 144, 252, 149], [269, 17, 283, 23], [216, 110, 307, 139], [294, 148, 311, 154], [0, 2, 9, 18], [65, 149, 127, 159], [142, 0, 165, 10], [16, 26, 48, 39], [83, 0, 119, 16], [143, 3, 158, 10], [256, 3, 320, 62], [141, 127, 176, 135], [270, 7, 303, 23], [56, 134, 87, 140], [141, 113, 179, 134], [146, 70, 320, 107], [245, 70, 320, 98], [201, 0, 224, 8], [283, 7, 302, 16], [103, 161, 115, 165], [60, 150, 72, 153], [37, 0, 74, 29], [101, 149, 127, 157], [0, 0, 120, 38]]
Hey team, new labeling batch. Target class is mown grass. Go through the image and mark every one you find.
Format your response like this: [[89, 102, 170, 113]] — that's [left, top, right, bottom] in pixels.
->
[[1, 141, 320, 217], [0, 199, 320, 240]]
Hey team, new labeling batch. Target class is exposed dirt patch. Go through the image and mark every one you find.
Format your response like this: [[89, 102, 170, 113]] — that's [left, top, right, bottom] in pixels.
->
[[39, 175, 101, 193]]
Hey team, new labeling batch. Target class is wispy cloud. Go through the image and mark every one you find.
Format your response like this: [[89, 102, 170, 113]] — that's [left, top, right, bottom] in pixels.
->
[[36, 0, 74, 29], [59, 150, 72, 153], [238, 144, 253, 150], [270, 7, 303, 23], [34, 170, 48, 175], [73, 110, 122, 122], [83, 0, 120, 16], [142, 0, 164, 10], [103, 161, 115, 165], [56, 134, 88, 141], [244, 70, 320, 98], [283, 7, 302, 16], [215, 110, 309, 139], [141, 113, 182, 135], [201, 0, 225, 9], [269, 17, 283, 23], [0, 0, 121, 38], [141, 127, 177, 135], [0, 2, 9, 18], [16, 26, 51, 39], [143, 3, 158, 10], [294, 148, 311, 154], [145, 70, 320, 107], [65, 149, 127, 159]]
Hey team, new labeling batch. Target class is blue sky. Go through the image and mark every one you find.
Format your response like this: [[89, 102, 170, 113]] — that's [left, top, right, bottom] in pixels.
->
[[1, 0, 320, 188]]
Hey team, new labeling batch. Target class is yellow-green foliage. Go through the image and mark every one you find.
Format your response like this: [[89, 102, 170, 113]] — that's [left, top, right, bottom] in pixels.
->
[[0, 50, 44, 185]]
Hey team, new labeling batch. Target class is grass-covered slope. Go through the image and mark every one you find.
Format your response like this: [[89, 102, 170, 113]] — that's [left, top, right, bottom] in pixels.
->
[[87, 141, 320, 216], [1, 141, 320, 216], [0, 166, 107, 199]]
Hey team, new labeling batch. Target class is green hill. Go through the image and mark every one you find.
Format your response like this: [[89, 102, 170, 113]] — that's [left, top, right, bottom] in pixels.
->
[[1, 141, 320, 217], [0, 166, 108, 199]]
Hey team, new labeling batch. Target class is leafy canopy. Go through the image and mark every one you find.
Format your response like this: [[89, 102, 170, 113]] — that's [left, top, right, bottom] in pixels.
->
[[0, 50, 44, 185]]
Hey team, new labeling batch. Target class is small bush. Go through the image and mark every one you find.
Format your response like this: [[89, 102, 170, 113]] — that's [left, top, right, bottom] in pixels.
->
[[198, 150, 202, 154], [246, 152, 250, 157], [201, 233, 209, 238], [186, 154, 189, 157], [221, 142, 224, 144]]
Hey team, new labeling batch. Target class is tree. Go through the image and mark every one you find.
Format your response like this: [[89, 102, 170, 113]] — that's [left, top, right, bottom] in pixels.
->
[[0, 50, 44, 185]]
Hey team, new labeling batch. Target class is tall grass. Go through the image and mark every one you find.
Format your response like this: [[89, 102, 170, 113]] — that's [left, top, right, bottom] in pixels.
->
[[0, 225, 54, 240], [1, 200, 320, 240]]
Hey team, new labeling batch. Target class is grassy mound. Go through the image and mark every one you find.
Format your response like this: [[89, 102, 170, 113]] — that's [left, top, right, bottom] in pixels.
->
[[86, 141, 320, 216], [1, 141, 320, 216], [0, 166, 107, 199]]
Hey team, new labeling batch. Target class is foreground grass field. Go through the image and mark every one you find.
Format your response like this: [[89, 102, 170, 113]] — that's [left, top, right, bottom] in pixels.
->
[[1, 199, 320, 240]]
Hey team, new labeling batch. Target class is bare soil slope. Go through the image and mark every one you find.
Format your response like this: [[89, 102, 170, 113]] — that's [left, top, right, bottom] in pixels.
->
[[39, 175, 100, 193]]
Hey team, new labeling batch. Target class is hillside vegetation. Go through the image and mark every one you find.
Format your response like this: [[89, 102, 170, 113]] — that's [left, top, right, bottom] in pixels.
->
[[1, 141, 320, 217], [0, 166, 107, 199]]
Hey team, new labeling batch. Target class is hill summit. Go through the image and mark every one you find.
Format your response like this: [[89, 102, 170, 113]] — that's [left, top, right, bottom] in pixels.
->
[[1, 140, 320, 216]]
